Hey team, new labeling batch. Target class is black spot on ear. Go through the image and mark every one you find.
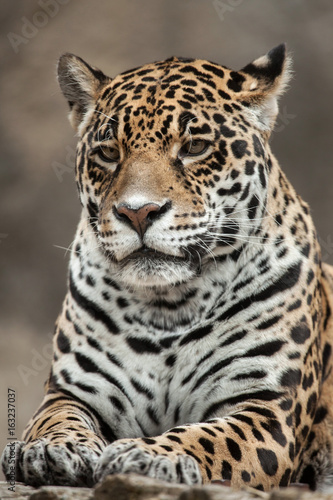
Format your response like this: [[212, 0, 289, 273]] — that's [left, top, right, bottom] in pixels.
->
[[242, 43, 286, 82]]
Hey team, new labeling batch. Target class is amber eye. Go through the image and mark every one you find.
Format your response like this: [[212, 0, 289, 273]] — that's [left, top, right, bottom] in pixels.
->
[[97, 145, 120, 163], [179, 140, 208, 158]]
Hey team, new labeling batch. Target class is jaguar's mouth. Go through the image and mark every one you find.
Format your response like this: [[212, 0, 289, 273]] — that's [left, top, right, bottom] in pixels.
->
[[106, 245, 203, 288], [121, 246, 186, 264]]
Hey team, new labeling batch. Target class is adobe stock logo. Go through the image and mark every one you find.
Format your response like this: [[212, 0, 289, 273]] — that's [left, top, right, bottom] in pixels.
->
[[212, 0, 244, 21], [7, 0, 71, 54], [17, 334, 53, 386], [52, 144, 76, 183]]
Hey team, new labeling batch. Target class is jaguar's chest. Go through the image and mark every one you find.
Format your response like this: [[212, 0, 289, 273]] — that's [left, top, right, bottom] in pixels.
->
[[54, 299, 288, 439]]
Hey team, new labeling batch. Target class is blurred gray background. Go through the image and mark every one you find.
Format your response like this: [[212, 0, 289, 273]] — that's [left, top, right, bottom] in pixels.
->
[[1, 0, 333, 479]]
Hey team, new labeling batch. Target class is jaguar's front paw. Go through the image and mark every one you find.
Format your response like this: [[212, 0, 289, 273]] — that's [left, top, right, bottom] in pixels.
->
[[1, 440, 24, 483], [94, 439, 202, 485], [1, 438, 100, 487]]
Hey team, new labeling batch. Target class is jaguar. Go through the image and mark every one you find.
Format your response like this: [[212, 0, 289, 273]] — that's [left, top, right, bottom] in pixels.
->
[[2, 44, 333, 492]]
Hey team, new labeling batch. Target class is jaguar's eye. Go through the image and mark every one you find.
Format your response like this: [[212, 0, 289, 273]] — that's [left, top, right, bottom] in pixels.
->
[[97, 145, 120, 163], [179, 140, 208, 158]]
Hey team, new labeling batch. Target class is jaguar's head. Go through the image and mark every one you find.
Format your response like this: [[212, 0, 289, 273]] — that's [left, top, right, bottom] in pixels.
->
[[58, 45, 291, 289]]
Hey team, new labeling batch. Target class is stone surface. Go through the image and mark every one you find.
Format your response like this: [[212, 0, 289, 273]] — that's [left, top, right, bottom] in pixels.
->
[[1, 476, 333, 500], [94, 474, 187, 499], [0, 482, 36, 500]]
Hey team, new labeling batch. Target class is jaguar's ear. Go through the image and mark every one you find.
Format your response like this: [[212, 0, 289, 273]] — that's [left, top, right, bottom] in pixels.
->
[[57, 54, 111, 132], [239, 44, 292, 133]]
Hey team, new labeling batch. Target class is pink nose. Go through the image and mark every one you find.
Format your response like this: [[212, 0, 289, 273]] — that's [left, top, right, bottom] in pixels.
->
[[114, 202, 169, 237]]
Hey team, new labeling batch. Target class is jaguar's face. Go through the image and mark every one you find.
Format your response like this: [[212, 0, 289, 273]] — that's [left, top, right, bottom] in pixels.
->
[[58, 49, 289, 288], [80, 95, 266, 287]]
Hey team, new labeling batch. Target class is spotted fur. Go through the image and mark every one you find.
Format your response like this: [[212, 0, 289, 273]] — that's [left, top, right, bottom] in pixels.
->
[[3, 44, 333, 491]]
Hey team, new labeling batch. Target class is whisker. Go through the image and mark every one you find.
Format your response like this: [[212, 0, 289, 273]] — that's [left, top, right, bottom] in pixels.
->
[[94, 110, 118, 123], [54, 243, 78, 256], [206, 230, 269, 241]]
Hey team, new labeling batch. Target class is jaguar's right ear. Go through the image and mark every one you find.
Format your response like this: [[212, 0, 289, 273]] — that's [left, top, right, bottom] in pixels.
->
[[57, 54, 111, 132]]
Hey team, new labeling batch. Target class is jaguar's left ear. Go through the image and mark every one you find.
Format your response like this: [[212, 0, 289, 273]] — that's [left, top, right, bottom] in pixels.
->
[[238, 44, 292, 133]]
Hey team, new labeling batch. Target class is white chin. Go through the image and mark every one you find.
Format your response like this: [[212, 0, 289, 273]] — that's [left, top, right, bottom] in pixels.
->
[[113, 259, 197, 289]]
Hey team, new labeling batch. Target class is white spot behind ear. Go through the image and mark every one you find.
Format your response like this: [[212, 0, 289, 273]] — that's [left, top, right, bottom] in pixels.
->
[[247, 96, 279, 132], [76, 104, 97, 137]]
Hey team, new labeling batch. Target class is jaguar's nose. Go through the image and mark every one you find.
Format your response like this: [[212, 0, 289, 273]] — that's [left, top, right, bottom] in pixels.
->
[[113, 201, 171, 238]]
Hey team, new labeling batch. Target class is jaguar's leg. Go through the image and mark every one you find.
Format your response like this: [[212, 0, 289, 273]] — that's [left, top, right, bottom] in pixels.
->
[[94, 400, 297, 490], [2, 391, 108, 487]]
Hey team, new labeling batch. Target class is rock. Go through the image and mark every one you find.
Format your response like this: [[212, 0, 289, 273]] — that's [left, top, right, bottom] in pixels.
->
[[1, 476, 333, 500], [178, 484, 261, 500], [270, 488, 333, 500], [0, 482, 93, 500], [0, 482, 37, 500], [30, 486, 93, 500], [93, 473, 187, 499], [29, 491, 59, 500]]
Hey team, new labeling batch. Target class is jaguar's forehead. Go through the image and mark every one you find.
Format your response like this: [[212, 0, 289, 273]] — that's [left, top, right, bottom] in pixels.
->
[[113, 56, 231, 87], [97, 57, 242, 121]]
